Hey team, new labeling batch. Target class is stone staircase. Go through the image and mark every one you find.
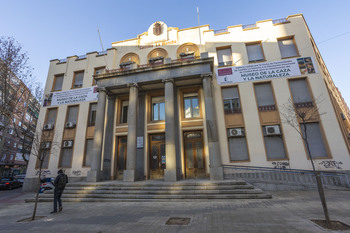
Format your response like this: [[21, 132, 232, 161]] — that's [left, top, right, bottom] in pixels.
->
[[25, 179, 272, 202]]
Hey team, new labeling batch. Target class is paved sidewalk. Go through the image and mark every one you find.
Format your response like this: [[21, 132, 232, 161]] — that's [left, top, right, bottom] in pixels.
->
[[0, 190, 349, 233]]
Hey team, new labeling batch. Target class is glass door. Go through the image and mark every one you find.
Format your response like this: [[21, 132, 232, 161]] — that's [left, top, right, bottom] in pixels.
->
[[184, 131, 205, 178], [149, 134, 166, 179], [116, 136, 127, 180]]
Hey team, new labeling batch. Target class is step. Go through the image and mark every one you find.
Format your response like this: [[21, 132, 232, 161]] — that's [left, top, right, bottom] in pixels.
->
[[26, 193, 272, 202]]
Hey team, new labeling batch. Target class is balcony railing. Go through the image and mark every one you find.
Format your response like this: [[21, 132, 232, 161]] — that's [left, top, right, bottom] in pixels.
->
[[77, 55, 87, 60], [58, 58, 67, 64], [106, 56, 201, 74], [242, 23, 256, 30], [294, 102, 314, 108], [98, 50, 107, 56], [214, 28, 228, 34], [273, 18, 288, 24], [258, 105, 276, 111]]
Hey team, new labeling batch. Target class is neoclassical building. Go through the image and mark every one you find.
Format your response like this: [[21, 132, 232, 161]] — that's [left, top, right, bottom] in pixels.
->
[[24, 14, 350, 188]]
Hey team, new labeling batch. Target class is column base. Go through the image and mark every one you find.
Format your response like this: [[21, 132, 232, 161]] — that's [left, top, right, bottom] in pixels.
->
[[123, 170, 136, 182], [87, 170, 103, 182], [210, 166, 224, 180], [164, 169, 178, 182]]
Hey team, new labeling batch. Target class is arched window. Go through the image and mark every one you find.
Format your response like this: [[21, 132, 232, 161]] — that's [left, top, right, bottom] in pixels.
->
[[177, 43, 199, 60], [120, 53, 140, 69], [147, 48, 168, 65]]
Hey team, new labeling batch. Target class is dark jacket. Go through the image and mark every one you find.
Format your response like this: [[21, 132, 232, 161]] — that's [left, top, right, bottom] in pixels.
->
[[54, 173, 68, 190]]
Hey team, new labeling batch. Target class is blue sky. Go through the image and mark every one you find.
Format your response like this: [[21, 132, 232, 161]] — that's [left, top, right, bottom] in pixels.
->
[[2, 0, 350, 106]]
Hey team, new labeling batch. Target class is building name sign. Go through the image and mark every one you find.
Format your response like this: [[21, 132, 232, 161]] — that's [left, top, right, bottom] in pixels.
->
[[216, 57, 316, 85], [139, 40, 177, 49], [43, 86, 98, 107]]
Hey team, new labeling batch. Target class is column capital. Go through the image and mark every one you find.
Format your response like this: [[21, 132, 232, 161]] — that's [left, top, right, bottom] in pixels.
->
[[201, 73, 213, 80], [107, 95, 116, 100], [96, 87, 107, 93], [127, 83, 139, 89], [162, 78, 174, 84]]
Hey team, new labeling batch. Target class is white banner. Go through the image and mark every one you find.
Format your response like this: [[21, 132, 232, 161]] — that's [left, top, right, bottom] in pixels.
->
[[216, 57, 317, 85], [43, 86, 98, 107]]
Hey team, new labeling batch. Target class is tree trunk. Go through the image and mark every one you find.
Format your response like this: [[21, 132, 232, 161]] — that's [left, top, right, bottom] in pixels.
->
[[31, 165, 42, 221]]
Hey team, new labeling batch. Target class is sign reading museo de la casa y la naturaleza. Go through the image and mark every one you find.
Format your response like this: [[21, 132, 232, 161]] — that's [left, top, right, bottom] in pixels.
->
[[216, 57, 317, 85], [42, 86, 98, 107]]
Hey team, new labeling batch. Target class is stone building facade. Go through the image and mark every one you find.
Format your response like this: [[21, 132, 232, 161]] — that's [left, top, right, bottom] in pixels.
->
[[24, 14, 350, 189]]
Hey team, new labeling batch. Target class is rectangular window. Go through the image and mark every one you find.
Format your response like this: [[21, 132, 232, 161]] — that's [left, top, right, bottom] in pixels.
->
[[88, 103, 97, 126], [73, 71, 84, 88], [152, 97, 165, 121], [289, 79, 313, 107], [246, 43, 265, 62], [301, 122, 328, 158], [121, 101, 129, 124], [184, 93, 199, 118], [66, 105, 79, 123], [263, 125, 287, 159], [227, 128, 249, 161], [53, 74, 64, 91], [278, 37, 299, 58], [222, 87, 241, 114], [37, 150, 50, 169], [60, 147, 73, 167], [216, 47, 233, 67], [93, 67, 105, 85], [254, 83, 276, 111], [84, 139, 94, 166], [46, 108, 57, 125]]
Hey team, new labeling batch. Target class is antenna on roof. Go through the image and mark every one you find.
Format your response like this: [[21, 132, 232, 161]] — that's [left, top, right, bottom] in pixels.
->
[[197, 7, 202, 53], [97, 26, 109, 70]]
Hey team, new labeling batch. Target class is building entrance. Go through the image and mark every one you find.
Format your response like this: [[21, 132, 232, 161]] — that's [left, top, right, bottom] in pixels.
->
[[116, 136, 127, 180], [149, 134, 166, 179], [184, 131, 206, 178]]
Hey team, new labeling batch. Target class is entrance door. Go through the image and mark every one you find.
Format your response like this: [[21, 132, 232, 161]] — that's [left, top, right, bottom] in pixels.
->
[[149, 134, 166, 179], [116, 136, 127, 180], [184, 131, 205, 178]]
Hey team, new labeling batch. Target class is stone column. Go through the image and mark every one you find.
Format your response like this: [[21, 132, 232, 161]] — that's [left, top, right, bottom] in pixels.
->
[[124, 83, 138, 182], [87, 88, 107, 182], [102, 95, 115, 180], [163, 79, 177, 181], [202, 73, 224, 180]]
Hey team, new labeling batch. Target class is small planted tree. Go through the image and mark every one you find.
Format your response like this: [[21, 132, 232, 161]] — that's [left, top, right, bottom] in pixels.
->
[[280, 97, 331, 228], [29, 125, 60, 221]]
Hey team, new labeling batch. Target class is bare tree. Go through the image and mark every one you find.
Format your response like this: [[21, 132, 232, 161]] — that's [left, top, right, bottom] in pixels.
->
[[29, 125, 60, 221], [280, 97, 331, 228], [0, 37, 43, 176]]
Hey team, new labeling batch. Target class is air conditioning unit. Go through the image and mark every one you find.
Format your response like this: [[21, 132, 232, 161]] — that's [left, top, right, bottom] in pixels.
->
[[265, 125, 281, 136], [63, 140, 73, 148], [41, 142, 51, 149], [43, 124, 54, 130], [65, 122, 76, 128], [228, 128, 244, 137], [218, 61, 233, 67]]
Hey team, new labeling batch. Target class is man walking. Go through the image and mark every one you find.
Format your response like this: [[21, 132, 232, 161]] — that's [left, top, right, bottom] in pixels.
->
[[51, 169, 68, 214]]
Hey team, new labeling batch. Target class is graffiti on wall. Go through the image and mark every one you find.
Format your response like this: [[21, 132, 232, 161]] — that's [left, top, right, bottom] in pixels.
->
[[72, 170, 81, 176], [35, 170, 51, 176], [319, 161, 343, 169], [272, 162, 290, 169]]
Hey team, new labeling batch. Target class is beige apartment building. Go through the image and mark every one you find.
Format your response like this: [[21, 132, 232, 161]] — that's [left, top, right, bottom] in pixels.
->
[[24, 14, 350, 189]]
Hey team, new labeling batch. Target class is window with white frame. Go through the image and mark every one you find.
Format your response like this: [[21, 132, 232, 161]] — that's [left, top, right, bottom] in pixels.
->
[[152, 96, 165, 121], [216, 47, 233, 67], [184, 93, 200, 118], [222, 87, 241, 114]]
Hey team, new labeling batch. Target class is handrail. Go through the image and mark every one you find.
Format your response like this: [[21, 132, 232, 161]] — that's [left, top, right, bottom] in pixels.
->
[[222, 164, 348, 175], [223, 164, 349, 187]]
